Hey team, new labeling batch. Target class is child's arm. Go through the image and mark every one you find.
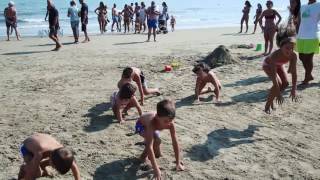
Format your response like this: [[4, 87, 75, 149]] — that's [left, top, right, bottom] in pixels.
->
[[115, 101, 124, 123], [23, 153, 43, 179], [194, 77, 201, 101], [145, 129, 161, 179], [132, 96, 143, 116], [71, 161, 81, 180], [135, 75, 145, 105], [169, 124, 185, 171], [288, 53, 298, 100], [269, 58, 282, 99]]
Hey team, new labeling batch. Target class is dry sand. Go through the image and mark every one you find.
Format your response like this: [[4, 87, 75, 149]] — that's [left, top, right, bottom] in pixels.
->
[[0, 27, 319, 180]]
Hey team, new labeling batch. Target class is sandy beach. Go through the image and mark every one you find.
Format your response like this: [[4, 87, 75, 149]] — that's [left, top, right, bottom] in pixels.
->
[[0, 27, 320, 179]]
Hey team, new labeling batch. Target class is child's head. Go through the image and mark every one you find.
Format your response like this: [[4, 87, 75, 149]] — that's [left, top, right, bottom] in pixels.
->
[[290, 0, 301, 17], [276, 25, 296, 56], [192, 63, 210, 75], [122, 67, 133, 79], [51, 148, 74, 175], [119, 83, 136, 99], [156, 99, 175, 121]]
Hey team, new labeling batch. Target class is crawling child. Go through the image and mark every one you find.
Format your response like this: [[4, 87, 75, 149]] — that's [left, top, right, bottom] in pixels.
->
[[118, 67, 160, 105], [135, 99, 184, 180], [192, 63, 222, 103], [111, 83, 142, 123], [18, 133, 80, 180]]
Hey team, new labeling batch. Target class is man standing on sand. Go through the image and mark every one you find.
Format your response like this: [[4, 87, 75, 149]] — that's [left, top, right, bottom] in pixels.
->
[[79, 0, 90, 43], [146, 1, 160, 42], [47, 0, 62, 51], [4, 1, 21, 41]]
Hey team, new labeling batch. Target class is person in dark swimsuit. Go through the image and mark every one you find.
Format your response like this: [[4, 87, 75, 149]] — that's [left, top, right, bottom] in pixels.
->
[[79, 0, 90, 43], [253, 3, 263, 34], [95, 2, 107, 34], [47, 0, 62, 51], [256, 0, 282, 55], [239, 1, 252, 33], [4, 1, 21, 41]]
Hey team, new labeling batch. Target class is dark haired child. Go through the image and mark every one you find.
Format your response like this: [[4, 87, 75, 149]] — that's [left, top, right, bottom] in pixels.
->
[[262, 25, 299, 113], [18, 133, 80, 180], [118, 67, 160, 105], [111, 83, 142, 123], [192, 63, 222, 103], [136, 99, 184, 180]]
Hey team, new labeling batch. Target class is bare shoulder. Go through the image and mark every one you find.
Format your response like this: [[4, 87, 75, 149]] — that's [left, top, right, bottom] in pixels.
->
[[139, 112, 156, 126]]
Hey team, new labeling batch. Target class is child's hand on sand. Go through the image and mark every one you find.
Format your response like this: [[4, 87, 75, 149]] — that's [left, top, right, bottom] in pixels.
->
[[276, 95, 284, 105], [119, 120, 125, 124], [176, 162, 185, 171], [290, 90, 301, 102]]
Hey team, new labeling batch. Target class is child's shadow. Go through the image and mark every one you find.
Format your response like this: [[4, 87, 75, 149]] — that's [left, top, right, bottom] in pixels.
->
[[83, 102, 115, 132], [93, 158, 152, 180], [175, 95, 215, 108], [187, 125, 264, 162]]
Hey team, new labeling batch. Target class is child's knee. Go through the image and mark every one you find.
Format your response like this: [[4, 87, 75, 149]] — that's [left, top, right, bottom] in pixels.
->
[[282, 81, 289, 89]]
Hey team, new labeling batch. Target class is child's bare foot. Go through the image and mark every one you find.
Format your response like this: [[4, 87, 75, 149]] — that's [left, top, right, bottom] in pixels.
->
[[301, 76, 314, 85]]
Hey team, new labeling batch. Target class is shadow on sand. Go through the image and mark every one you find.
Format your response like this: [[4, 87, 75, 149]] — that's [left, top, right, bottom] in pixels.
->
[[28, 42, 75, 47], [297, 82, 320, 90], [113, 41, 145, 46], [83, 102, 115, 132], [231, 89, 266, 103], [224, 76, 269, 88], [93, 158, 152, 180], [221, 32, 253, 36], [187, 125, 263, 162], [176, 94, 236, 108], [2, 50, 51, 55]]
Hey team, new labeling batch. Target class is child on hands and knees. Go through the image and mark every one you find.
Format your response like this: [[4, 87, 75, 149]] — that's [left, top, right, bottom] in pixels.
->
[[192, 63, 222, 103], [136, 99, 185, 180], [18, 133, 80, 180], [111, 83, 142, 123], [262, 25, 299, 114], [118, 67, 160, 106]]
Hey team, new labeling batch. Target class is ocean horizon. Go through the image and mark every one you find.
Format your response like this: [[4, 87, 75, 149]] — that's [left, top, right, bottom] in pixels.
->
[[0, 0, 310, 37]]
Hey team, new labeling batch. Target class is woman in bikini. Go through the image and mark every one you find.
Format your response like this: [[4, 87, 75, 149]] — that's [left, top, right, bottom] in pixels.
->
[[253, 3, 263, 34], [262, 25, 299, 114], [257, 0, 282, 55], [239, 1, 252, 33], [95, 1, 107, 34]]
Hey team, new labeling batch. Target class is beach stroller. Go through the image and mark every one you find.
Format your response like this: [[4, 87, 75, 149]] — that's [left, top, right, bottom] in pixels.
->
[[157, 14, 168, 34]]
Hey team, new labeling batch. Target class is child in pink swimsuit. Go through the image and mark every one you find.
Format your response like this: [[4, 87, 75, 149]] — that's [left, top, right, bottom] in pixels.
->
[[262, 25, 299, 113]]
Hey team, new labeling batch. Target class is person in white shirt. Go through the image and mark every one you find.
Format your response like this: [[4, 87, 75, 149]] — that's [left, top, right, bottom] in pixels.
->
[[67, 0, 80, 43], [296, 0, 320, 85]]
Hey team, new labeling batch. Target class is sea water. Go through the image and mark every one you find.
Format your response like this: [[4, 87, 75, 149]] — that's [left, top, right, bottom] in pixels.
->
[[0, 0, 310, 37]]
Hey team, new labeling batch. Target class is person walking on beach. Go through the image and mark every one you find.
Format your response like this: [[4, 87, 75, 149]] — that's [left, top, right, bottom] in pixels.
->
[[239, 1, 252, 33], [252, 3, 263, 34], [139, 2, 147, 32], [79, 0, 90, 42], [47, 0, 62, 51], [296, 0, 320, 85], [95, 2, 107, 34], [111, 3, 119, 32], [256, 0, 282, 55], [146, 1, 160, 42], [4, 1, 21, 41], [67, 0, 80, 43]]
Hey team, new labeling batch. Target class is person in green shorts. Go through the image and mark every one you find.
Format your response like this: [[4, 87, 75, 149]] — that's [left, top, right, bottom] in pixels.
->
[[296, 0, 320, 85]]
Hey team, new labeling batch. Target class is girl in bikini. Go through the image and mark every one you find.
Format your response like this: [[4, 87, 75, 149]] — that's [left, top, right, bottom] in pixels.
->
[[262, 25, 299, 114], [239, 1, 252, 33], [256, 0, 282, 55], [94, 2, 107, 34]]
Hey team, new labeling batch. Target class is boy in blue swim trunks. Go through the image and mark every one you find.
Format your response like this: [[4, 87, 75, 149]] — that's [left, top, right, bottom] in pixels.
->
[[135, 99, 185, 180], [18, 133, 80, 180]]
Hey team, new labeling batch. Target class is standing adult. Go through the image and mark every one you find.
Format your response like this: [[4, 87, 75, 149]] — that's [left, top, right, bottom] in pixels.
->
[[129, 3, 134, 29], [111, 3, 119, 32], [47, 0, 61, 51], [4, 1, 20, 41], [67, 0, 80, 43], [95, 2, 107, 34], [139, 2, 147, 32], [134, 2, 141, 17], [239, 1, 252, 33], [289, 0, 301, 33], [79, 0, 90, 42], [161, 2, 169, 28], [121, 4, 133, 33], [296, 0, 320, 85], [146, 1, 160, 42], [252, 3, 263, 34], [256, 0, 282, 55]]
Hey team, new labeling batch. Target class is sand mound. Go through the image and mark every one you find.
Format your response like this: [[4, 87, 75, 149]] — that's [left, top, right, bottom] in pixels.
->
[[203, 45, 239, 68]]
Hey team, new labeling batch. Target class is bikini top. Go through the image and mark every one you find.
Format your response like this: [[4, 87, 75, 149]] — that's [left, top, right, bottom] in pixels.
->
[[265, 10, 276, 19]]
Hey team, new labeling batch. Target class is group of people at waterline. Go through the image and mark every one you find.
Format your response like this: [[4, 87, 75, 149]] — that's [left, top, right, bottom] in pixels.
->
[[3, 0, 177, 48], [6, 0, 320, 179]]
